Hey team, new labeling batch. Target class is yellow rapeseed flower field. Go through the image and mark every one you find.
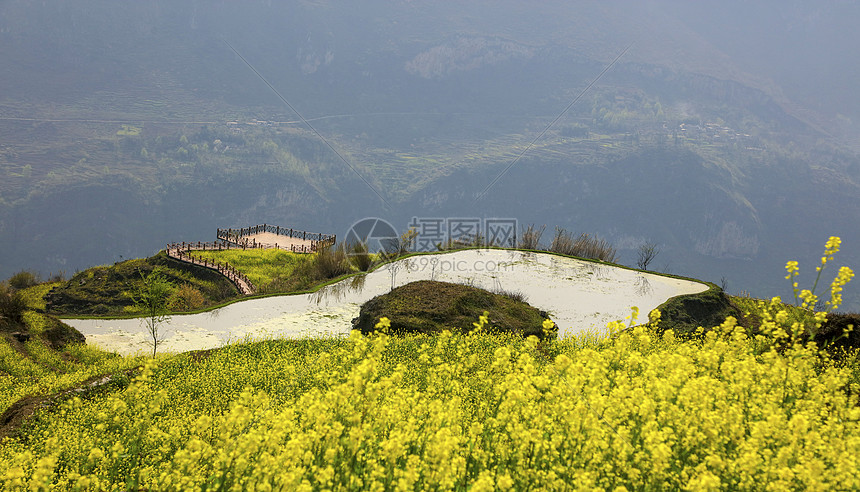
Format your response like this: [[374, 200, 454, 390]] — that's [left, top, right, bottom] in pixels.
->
[[0, 239, 858, 490]]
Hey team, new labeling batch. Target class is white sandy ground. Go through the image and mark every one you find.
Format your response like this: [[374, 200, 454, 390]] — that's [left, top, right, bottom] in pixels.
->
[[63, 250, 708, 356]]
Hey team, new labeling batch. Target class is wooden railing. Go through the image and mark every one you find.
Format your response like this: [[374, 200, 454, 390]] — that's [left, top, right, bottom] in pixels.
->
[[165, 225, 336, 296], [216, 223, 336, 252], [166, 242, 256, 295]]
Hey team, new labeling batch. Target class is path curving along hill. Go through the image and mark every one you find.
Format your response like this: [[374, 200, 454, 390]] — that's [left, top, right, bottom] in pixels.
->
[[165, 245, 256, 295]]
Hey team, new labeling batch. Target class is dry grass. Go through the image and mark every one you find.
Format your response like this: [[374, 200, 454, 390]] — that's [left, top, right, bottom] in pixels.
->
[[549, 227, 618, 263], [518, 224, 545, 250]]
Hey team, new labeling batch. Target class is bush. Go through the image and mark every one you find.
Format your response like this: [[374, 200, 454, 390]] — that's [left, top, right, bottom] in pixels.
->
[[0, 284, 27, 326], [549, 227, 618, 263], [167, 284, 207, 312], [48, 271, 66, 283], [347, 242, 374, 272], [8, 271, 40, 290], [313, 245, 350, 280], [518, 224, 545, 250]]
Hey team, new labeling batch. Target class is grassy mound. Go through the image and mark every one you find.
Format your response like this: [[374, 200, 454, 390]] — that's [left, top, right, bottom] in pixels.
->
[[1, 282, 84, 351], [188, 245, 366, 294], [655, 285, 749, 335], [44, 252, 238, 316], [354, 280, 556, 339]]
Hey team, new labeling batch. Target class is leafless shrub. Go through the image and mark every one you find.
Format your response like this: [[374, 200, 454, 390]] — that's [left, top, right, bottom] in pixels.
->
[[549, 227, 618, 263], [49, 271, 66, 283], [636, 242, 660, 271], [519, 224, 545, 250]]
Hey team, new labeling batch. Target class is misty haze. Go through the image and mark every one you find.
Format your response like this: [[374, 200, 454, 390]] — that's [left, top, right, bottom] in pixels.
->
[[2, 1, 858, 308], [2, 2, 860, 488]]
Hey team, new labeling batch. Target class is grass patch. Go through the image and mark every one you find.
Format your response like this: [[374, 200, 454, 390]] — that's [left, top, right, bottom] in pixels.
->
[[548, 227, 618, 263], [188, 249, 313, 292], [189, 246, 367, 295]]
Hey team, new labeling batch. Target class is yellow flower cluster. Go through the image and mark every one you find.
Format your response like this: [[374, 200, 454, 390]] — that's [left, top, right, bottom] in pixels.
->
[[829, 266, 855, 311], [472, 311, 490, 332], [785, 236, 854, 312], [375, 316, 392, 334], [2, 311, 858, 490]]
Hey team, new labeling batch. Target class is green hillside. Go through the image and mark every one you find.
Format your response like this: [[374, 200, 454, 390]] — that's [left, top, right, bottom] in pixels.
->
[[1, 1, 859, 313]]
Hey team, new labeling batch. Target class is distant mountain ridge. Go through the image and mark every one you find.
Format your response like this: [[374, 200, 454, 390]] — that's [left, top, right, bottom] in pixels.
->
[[0, 0, 858, 309]]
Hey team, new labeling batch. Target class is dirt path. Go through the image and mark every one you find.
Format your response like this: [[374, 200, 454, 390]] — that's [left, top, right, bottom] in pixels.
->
[[166, 247, 256, 295]]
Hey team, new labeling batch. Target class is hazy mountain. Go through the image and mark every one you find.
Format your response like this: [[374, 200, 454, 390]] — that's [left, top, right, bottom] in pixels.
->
[[1, 0, 858, 308]]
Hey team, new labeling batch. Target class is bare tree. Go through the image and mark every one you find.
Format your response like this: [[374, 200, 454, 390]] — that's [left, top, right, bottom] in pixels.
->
[[637, 242, 660, 271], [130, 267, 174, 357], [386, 261, 402, 292]]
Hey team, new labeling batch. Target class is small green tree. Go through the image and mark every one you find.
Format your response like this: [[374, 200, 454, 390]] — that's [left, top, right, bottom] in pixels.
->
[[130, 267, 174, 358]]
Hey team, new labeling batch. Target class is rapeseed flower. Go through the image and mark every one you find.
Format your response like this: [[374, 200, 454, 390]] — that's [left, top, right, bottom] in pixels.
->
[[1, 240, 859, 490]]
